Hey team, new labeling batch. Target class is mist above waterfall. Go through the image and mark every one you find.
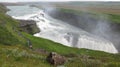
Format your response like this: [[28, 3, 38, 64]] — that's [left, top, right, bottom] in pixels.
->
[[39, 4, 119, 53], [7, 4, 119, 53], [40, 3, 120, 52]]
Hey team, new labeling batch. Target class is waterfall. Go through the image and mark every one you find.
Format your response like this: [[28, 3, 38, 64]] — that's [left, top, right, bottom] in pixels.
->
[[7, 6, 118, 53]]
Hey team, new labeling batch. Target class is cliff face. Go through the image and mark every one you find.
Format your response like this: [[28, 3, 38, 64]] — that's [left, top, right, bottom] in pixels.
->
[[0, 4, 9, 13], [18, 20, 40, 35], [47, 9, 120, 52], [47, 9, 120, 33], [47, 9, 100, 33]]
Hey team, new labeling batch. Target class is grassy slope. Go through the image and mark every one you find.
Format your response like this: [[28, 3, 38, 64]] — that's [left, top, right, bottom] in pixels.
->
[[23, 32, 120, 67], [60, 8, 120, 23], [0, 4, 51, 67], [0, 44, 52, 67], [0, 4, 26, 45], [0, 4, 120, 67], [108, 14, 120, 23], [0, 13, 27, 45]]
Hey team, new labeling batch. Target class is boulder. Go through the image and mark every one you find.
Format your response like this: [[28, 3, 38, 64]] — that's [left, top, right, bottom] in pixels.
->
[[46, 52, 66, 66]]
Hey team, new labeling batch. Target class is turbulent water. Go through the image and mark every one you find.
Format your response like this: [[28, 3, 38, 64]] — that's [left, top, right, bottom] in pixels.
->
[[7, 5, 118, 53]]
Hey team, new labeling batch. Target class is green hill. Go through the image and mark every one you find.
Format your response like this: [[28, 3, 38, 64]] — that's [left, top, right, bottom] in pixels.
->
[[0, 4, 26, 45], [0, 4, 120, 67]]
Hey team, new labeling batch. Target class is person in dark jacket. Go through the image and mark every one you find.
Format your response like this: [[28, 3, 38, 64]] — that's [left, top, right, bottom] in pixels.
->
[[27, 39, 33, 49]]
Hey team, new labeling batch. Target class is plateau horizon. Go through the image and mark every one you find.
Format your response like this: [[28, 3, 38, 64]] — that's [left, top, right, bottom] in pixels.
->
[[0, 0, 120, 3]]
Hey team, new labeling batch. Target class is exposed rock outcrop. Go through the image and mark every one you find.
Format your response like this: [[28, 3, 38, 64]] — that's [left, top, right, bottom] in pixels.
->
[[46, 52, 66, 66], [18, 20, 40, 35]]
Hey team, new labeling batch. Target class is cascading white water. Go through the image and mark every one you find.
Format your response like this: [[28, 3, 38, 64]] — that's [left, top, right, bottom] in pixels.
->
[[7, 6, 118, 53]]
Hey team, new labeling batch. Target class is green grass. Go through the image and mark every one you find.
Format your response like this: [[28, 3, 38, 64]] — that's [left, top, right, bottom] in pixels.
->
[[23, 32, 112, 55], [60, 8, 120, 23], [0, 4, 120, 67], [0, 11, 26, 45], [23, 32, 120, 66], [0, 44, 52, 67], [108, 14, 120, 23]]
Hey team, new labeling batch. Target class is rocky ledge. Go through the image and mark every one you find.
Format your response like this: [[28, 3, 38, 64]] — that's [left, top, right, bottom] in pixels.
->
[[18, 20, 40, 35]]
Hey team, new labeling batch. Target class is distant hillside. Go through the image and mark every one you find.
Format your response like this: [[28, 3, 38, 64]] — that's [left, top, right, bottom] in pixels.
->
[[47, 8, 120, 52]]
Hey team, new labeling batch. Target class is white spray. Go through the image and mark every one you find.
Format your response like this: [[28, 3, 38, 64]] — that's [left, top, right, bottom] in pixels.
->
[[7, 5, 118, 53]]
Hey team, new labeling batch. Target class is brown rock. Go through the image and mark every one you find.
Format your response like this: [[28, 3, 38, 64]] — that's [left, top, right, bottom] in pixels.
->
[[46, 52, 66, 66]]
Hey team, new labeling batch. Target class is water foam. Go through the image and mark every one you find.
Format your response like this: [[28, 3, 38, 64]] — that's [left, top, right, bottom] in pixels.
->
[[10, 9, 118, 53]]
